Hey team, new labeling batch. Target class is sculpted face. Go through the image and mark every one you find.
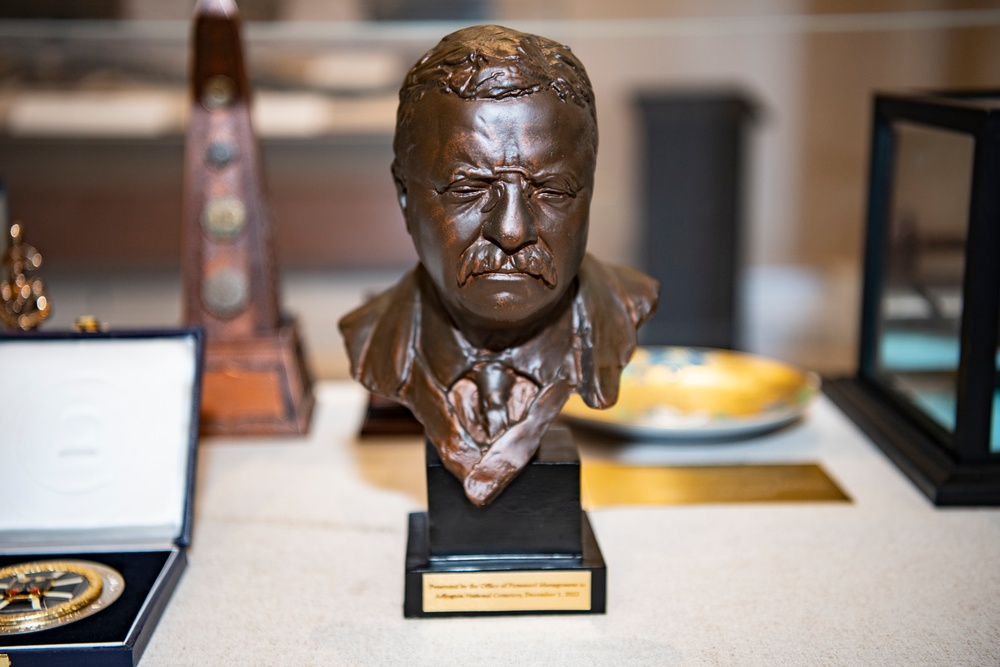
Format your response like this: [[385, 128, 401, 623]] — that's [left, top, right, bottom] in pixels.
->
[[397, 91, 595, 343]]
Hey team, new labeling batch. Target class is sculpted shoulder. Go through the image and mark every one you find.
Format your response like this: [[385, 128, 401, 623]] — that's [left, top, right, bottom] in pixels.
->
[[338, 268, 420, 396], [574, 255, 659, 409], [603, 260, 659, 329]]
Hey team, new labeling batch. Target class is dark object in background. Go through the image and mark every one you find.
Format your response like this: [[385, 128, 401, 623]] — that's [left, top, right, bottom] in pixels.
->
[[367, 0, 489, 21], [826, 90, 1000, 506], [636, 92, 755, 349], [0, 0, 122, 19], [361, 394, 423, 436], [0, 0, 280, 20]]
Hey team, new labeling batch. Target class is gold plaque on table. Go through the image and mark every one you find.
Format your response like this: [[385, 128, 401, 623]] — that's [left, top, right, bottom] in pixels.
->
[[581, 463, 850, 507]]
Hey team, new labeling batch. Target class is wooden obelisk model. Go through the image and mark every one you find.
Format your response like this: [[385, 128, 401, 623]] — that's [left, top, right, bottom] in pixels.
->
[[181, 0, 313, 435]]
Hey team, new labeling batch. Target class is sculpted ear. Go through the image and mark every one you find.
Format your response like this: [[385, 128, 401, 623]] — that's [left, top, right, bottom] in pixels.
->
[[391, 159, 409, 232]]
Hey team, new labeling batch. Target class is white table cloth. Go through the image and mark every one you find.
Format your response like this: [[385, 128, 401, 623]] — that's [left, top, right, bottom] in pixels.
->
[[140, 383, 1000, 666]]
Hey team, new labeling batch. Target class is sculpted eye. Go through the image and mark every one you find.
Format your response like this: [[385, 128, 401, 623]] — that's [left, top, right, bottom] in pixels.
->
[[444, 181, 490, 200], [534, 186, 574, 202]]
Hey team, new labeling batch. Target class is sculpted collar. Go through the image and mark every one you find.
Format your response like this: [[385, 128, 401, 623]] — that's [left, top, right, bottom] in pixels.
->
[[341, 254, 656, 413], [339, 253, 658, 505], [414, 267, 578, 395]]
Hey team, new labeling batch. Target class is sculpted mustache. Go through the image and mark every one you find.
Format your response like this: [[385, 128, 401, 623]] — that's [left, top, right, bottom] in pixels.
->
[[457, 242, 557, 287]]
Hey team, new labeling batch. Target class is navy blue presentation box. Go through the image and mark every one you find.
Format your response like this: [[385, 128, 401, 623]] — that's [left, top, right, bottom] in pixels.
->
[[0, 329, 204, 666]]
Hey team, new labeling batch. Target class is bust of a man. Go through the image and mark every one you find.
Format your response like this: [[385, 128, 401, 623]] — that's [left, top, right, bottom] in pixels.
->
[[340, 25, 658, 507]]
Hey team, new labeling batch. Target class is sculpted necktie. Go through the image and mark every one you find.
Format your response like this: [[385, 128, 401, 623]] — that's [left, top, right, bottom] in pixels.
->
[[447, 359, 539, 446], [472, 360, 514, 441]]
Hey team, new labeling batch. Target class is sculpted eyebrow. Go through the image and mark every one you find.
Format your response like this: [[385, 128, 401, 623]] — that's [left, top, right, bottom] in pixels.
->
[[450, 168, 493, 181], [493, 167, 583, 190]]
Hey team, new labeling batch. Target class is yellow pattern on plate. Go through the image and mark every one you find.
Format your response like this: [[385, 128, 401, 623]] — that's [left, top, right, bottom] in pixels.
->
[[561, 347, 820, 439]]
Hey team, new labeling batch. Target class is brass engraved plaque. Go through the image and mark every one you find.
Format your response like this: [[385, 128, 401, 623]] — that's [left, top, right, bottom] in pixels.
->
[[422, 571, 591, 613]]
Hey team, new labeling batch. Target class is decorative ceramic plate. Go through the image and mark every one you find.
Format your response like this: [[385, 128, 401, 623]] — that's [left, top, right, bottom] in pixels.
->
[[561, 347, 820, 439]]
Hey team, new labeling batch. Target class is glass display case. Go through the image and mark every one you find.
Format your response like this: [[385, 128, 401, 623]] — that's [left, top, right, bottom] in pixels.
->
[[828, 90, 1000, 505]]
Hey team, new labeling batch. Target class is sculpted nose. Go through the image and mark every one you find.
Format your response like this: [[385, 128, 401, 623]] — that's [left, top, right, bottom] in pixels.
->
[[480, 181, 538, 254]]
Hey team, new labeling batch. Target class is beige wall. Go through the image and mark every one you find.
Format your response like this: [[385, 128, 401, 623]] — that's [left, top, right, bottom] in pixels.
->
[[5, 4, 999, 273], [2, 2, 999, 374], [253, 4, 1000, 274], [513, 10, 1000, 274]]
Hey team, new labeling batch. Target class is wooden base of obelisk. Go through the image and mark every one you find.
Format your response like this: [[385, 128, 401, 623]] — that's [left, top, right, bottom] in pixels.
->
[[199, 317, 314, 436]]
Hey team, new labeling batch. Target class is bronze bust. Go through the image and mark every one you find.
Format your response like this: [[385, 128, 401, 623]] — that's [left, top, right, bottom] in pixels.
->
[[341, 25, 658, 507]]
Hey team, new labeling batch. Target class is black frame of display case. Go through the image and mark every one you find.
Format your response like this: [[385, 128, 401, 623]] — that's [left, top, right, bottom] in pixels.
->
[[826, 90, 1000, 506]]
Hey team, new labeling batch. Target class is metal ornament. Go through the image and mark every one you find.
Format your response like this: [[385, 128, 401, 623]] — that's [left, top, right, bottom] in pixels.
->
[[0, 560, 124, 635], [0, 223, 52, 331], [201, 196, 247, 239], [201, 74, 236, 110], [202, 267, 250, 317], [205, 140, 239, 168]]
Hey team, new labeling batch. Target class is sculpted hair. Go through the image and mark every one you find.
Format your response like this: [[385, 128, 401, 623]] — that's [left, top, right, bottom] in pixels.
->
[[392, 25, 598, 182]]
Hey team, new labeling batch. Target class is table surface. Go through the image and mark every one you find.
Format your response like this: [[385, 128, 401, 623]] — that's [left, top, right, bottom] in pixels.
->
[[140, 382, 1000, 666]]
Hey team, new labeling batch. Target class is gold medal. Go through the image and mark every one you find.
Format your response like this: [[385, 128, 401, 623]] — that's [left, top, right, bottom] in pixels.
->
[[0, 560, 124, 634]]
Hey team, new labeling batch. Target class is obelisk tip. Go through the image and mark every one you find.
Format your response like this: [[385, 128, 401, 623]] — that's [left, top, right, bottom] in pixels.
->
[[194, 0, 239, 20]]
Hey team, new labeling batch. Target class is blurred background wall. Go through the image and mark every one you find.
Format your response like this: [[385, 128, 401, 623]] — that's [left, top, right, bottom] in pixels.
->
[[1, 0, 998, 378]]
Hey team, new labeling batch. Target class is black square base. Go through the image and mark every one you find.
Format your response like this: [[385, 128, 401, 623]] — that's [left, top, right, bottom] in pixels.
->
[[427, 424, 582, 557], [404, 511, 607, 618]]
